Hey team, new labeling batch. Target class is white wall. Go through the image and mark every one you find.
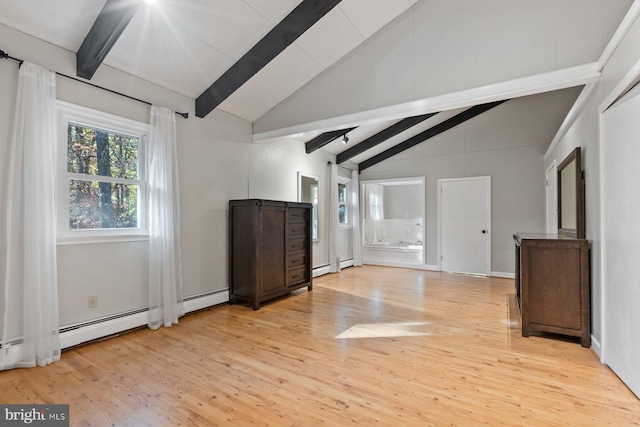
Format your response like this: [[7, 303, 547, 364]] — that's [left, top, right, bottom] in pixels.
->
[[254, 0, 631, 135], [383, 184, 423, 220], [0, 23, 333, 331], [545, 4, 640, 350], [247, 138, 339, 268], [360, 88, 581, 274]]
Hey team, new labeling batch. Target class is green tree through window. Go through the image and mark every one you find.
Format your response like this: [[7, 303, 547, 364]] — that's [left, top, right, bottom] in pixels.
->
[[67, 123, 140, 229]]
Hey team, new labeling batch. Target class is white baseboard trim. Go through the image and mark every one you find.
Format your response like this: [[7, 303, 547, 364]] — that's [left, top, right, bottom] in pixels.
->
[[312, 262, 359, 277], [183, 289, 229, 313], [60, 310, 149, 349], [59, 289, 229, 350], [491, 271, 516, 279], [340, 259, 354, 269], [313, 265, 331, 277]]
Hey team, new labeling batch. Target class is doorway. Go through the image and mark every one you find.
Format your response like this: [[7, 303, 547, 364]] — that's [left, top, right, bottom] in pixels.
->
[[438, 176, 491, 276], [337, 175, 354, 266]]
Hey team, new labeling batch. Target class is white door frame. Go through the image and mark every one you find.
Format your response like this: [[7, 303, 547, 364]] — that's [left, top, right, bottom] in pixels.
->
[[545, 160, 557, 233], [437, 176, 491, 275], [337, 175, 353, 267]]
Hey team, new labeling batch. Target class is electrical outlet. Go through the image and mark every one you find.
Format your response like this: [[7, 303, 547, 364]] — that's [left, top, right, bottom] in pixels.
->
[[88, 295, 98, 308]]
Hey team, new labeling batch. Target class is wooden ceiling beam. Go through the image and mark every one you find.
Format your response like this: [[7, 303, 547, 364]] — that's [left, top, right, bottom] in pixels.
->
[[196, 0, 342, 118], [305, 127, 357, 154], [358, 101, 508, 172], [76, 0, 143, 80], [336, 113, 437, 164]]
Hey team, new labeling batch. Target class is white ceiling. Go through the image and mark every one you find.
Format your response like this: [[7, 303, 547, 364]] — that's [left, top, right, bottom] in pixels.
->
[[0, 0, 595, 166], [0, 0, 419, 124]]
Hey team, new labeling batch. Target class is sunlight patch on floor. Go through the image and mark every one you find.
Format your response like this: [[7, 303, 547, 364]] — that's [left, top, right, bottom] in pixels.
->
[[335, 322, 431, 339]]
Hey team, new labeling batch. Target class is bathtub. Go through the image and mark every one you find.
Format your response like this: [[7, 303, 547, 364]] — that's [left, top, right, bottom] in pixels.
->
[[363, 241, 423, 265], [366, 241, 422, 248]]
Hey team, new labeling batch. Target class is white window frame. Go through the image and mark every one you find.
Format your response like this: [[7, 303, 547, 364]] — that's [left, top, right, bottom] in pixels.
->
[[338, 176, 351, 228], [57, 101, 149, 245]]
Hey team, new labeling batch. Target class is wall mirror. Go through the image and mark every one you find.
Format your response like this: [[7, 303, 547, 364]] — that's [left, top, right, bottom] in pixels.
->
[[557, 147, 585, 238], [298, 172, 319, 242]]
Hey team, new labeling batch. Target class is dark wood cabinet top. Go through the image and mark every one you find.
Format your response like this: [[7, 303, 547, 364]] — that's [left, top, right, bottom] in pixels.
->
[[513, 232, 587, 244], [229, 199, 312, 209]]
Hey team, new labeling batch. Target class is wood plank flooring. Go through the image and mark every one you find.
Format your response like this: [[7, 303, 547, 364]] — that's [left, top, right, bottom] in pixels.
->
[[1, 265, 639, 426]]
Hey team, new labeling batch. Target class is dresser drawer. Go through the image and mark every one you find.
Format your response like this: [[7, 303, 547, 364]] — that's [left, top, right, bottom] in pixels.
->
[[287, 267, 307, 285], [288, 253, 307, 269], [287, 208, 308, 222], [288, 222, 307, 237], [287, 239, 306, 252]]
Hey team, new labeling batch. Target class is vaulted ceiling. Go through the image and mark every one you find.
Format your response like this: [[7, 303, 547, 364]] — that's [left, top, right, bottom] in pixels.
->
[[0, 0, 418, 122], [0, 0, 628, 168]]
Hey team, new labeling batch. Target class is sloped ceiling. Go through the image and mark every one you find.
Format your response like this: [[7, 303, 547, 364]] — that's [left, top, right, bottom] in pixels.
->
[[253, 0, 632, 164], [0, 0, 633, 168], [0, 0, 418, 123]]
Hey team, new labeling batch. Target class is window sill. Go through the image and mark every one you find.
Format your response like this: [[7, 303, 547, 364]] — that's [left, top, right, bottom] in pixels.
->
[[57, 233, 149, 246]]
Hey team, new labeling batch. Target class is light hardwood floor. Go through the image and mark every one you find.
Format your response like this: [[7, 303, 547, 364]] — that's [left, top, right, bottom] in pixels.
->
[[1, 265, 639, 426]]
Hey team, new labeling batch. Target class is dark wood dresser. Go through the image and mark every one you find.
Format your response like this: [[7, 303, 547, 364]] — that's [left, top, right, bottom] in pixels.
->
[[513, 233, 590, 347], [229, 199, 312, 310]]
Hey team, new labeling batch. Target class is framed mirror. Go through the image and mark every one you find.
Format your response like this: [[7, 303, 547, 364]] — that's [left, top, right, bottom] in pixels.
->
[[557, 147, 585, 238], [298, 172, 319, 242]]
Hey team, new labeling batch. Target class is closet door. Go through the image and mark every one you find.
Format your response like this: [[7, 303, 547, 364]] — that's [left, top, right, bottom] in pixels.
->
[[601, 84, 640, 398], [438, 176, 491, 276]]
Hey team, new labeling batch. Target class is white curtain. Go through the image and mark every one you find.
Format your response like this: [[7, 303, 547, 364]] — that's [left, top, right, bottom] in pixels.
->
[[1, 62, 60, 370], [365, 184, 385, 244], [351, 170, 362, 267], [147, 105, 183, 330], [328, 163, 341, 273]]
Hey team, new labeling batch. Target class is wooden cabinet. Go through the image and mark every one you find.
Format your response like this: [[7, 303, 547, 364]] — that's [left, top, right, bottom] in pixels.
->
[[513, 233, 590, 347], [229, 199, 312, 310]]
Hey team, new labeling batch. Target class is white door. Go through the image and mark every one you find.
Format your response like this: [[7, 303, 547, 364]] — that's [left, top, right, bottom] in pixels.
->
[[546, 162, 557, 233], [601, 83, 640, 398], [439, 177, 491, 275]]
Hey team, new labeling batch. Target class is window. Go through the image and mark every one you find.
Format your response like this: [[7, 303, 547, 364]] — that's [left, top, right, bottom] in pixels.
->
[[310, 183, 319, 239], [338, 180, 350, 226], [57, 102, 149, 243]]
